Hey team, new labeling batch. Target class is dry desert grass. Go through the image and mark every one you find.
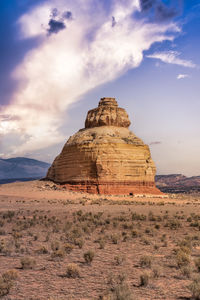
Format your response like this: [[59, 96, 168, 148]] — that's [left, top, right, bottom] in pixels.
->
[[0, 180, 200, 299]]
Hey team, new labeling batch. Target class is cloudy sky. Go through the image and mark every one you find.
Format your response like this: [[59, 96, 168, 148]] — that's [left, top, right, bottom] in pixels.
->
[[0, 0, 199, 176]]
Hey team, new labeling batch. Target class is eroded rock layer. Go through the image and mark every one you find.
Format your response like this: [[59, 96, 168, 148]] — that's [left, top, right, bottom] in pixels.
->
[[46, 98, 162, 195]]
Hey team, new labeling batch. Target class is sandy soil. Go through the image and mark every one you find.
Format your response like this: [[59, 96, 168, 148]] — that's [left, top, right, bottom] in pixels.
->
[[0, 180, 200, 300]]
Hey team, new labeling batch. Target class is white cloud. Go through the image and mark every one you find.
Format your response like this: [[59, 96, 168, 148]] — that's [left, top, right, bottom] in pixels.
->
[[147, 51, 196, 68], [177, 74, 189, 80], [0, 0, 180, 156]]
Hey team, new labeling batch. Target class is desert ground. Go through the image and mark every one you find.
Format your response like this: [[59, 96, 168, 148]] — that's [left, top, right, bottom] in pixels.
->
[[0, 180, 200, 300]]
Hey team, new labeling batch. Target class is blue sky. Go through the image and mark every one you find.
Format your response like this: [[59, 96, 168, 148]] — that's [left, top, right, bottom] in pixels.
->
[[0, 0, 199, 176]]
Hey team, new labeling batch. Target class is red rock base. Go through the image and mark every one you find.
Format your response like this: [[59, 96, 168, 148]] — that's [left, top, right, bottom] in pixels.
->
[[59, 180, 164, 196]]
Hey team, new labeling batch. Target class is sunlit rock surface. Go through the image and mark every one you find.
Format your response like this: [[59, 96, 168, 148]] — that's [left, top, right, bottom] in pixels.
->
[[46, 98, 163, 195]]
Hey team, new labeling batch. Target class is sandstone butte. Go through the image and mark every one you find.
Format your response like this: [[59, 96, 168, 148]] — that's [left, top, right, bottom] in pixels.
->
[[46, 97, 163, 196]]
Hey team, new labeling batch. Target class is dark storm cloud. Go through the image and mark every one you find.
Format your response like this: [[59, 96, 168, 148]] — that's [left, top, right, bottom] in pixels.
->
[[112, 16, 116, 27], [47, 19, 66, 35], [155, 3, 178, 21], [47, 9, 73, 35], [140, 0, 156, 12], [51, 8, 59, 18], [62, 11, 73, 20], [139, 0, 179, 22]]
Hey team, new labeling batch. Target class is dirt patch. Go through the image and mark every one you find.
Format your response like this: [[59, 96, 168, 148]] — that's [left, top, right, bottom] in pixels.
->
[[0, 181, 200, 299]]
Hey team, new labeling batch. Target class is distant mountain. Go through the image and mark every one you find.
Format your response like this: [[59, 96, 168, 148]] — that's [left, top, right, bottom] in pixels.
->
[[156, 174, 200, 193], [0, 157, 50, 182]]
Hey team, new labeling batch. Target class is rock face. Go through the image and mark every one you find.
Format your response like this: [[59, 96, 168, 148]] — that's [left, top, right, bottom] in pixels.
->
[[46, 97, 163, 195]]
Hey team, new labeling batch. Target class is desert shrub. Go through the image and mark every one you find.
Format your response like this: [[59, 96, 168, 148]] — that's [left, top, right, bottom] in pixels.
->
[[140, 272, 149, 287], [148, 211, 156, 221], [165, 219, 181, 230], [45, 233, 50, 242], [20, 257, 36, 269], [65, 263, 80, 278], [178, 238, 192, 252], [70, 227, 82, 239], [141, 238, 151, 245], [176, 250, 190, 268], [63, 243, 74, 253], [84, 250, 95, 264], [154, 244, 159, 250], [195, 258, 200, 272], [74, 238, 84, 249], [110, 283, 133, 300], [190, 221, 199, 228], [161, 234, 166, 242], [188, 276, 200, 300], [36, 246, 48, 254], [111, 234, 119, 244], [0, 277, 12, 297], [51, 249, 65, 259], [140, 256, 152, 268], [179, 245, 191, 255], [3, 211, 15, 220], [2, 270, 18, 281], [51, 241, 60, 251], [180, 266, 192, 278], [152, 267, 161, 278], [114, 255, 124, 266], [99, 239, 106, 249], [132, 213, 146, 221], [0, 270, 18, 297], [131, 230, 139, 238], [12, 231, 22, 239], [0, 240, 12, 256]]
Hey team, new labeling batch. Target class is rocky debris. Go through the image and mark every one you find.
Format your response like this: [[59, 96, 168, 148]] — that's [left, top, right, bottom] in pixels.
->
[[46, 97, 163, 195], [37, 182, 66, 191]]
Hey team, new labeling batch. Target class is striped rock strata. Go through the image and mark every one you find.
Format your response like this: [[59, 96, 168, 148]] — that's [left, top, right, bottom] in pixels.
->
[[46, 97, 163, 195]]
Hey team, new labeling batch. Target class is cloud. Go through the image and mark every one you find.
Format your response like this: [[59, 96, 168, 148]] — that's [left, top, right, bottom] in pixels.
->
[[62, 11, 73, 20], [140, 0, 180, 22], [177, 74, 189, 80], [47, 19, 66, 34], [155, 3, 177, 22], [112, 16, 117, 27], [147, 51, 196, 68], [149, 141, 162, 145], [51, 8, 59, 18], [140, 0, 155, 12], [0, 0, 180, 156]]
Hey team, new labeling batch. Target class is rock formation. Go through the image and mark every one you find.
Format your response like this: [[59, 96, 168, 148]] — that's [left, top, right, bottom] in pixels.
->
[[46, 97, 163, 195]]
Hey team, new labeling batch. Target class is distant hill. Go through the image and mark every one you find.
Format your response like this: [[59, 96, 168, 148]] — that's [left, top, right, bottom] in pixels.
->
[[0, 157, 50, 183], [156, 174, 200, 193]]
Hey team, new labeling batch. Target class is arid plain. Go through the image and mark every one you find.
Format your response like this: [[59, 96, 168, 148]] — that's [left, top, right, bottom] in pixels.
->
[[0, 180, 200, 299]]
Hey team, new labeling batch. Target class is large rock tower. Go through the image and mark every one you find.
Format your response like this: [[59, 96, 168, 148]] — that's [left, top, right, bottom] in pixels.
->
[[46, 97, 162, 195]]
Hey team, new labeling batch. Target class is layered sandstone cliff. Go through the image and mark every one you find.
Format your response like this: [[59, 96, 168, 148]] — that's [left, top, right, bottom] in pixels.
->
[[46, 97, 162, 195]]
